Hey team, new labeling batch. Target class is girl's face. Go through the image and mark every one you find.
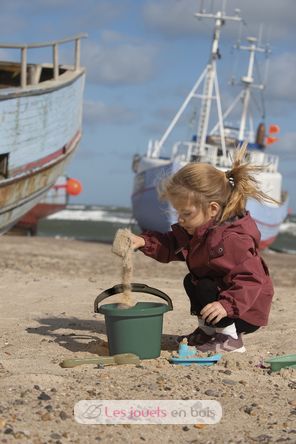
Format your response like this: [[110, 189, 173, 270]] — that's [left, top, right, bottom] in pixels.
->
[[171, 198, 220, 235]]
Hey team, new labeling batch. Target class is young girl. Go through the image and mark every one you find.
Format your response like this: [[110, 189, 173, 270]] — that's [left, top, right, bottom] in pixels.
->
[[130, 144, 276, 353]]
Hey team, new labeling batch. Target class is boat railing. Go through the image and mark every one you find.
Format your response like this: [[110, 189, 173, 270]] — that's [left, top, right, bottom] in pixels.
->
[[171, 141, 221, 165], [0, 33, 87, 88], [171, 141, 195, 161], [247, 151, 279, 172], [169, 141, 279, 173]]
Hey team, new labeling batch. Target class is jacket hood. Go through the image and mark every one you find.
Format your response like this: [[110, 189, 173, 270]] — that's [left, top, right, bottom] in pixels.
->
[[212, 212, 261, 248]]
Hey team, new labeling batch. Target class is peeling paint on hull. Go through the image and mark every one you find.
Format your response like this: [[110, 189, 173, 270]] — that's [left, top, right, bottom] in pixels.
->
[[0, 65, 85, 234], [0, 132, 80, 233]]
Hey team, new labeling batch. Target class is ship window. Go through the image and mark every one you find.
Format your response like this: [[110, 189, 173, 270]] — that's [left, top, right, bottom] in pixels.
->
[[0, 153, 9, 178]]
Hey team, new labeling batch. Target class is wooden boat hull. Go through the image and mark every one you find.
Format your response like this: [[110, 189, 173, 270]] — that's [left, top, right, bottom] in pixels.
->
[[13, 176, 70, 234], [0, 132, 80, 234], [15, 203, 66, 234], [0, 38, 85, 234]]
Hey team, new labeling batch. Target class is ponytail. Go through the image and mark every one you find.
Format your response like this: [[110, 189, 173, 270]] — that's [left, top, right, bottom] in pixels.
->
[[219, 141, 279, 223]]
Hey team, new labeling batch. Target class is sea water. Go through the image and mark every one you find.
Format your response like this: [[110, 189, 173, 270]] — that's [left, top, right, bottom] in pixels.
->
[[37, 205, 140, 243], [270, 214, 296, 254], [37, 204, 296, 253]]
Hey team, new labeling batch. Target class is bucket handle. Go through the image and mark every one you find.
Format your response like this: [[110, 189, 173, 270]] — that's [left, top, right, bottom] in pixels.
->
[[94, 282, 173, 313]]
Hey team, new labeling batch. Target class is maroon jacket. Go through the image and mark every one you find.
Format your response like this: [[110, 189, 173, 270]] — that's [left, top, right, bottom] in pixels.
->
[[139, 212, 274, 326]]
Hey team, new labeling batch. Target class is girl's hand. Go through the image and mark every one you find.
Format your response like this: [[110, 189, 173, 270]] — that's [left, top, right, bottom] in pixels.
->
[[200, 301, 227, 325], [130, 233, 145, 250]]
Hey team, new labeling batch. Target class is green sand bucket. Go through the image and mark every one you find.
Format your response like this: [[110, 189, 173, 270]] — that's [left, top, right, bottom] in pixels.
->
[[94, 283, 173, 359]]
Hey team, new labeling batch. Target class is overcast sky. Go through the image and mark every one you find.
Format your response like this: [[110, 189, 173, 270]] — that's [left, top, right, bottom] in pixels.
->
[[1, 0, 296, 210]]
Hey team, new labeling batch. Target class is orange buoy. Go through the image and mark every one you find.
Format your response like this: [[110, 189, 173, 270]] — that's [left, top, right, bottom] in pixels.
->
[[268, 124, 280, 134], [66, 178, 82, 196], [265, 136, 279, 145]]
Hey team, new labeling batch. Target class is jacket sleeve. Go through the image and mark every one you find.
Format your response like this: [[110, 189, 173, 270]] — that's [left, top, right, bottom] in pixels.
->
[[212, 234, 270, 318], [139, 230, 185, 263]]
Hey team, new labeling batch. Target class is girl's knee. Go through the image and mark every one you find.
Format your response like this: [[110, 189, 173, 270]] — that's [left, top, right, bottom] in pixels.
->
[[183, 273, 192, 289]]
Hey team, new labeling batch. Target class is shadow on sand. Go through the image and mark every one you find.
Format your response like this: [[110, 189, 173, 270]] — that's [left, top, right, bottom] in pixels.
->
[[26, 316, 179, 356], [26, 316, 109, 355]]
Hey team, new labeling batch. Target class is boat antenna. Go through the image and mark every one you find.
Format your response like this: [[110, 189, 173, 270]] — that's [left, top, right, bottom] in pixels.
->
[[261, 25, 271, 87], [210, 0, 215, 14], [210, 34, 270, 143], [258, 24, 263, 47], [198, 0, 206, 14], [150, 1, 241, 159], [230, 20, 244, 86], [236, 36, 268, 141]]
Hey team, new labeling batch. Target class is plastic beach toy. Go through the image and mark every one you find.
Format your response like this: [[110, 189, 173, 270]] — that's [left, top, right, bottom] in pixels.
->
[[169, 338, 222, 366], [60, 353, 140, 368], [265, 354, 296, 372]]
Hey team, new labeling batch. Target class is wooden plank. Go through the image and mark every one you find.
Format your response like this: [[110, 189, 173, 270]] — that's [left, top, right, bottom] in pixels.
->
[[0, 73, 85, 170]]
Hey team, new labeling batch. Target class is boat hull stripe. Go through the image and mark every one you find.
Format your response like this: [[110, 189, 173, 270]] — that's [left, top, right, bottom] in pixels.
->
[[0, 132, 80, 215], [8, 131, 81, 179]]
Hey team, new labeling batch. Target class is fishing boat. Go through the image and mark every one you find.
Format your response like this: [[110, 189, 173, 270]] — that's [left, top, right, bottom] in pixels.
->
[[0, 34, 86, 234], [131, 7, 288, 249]]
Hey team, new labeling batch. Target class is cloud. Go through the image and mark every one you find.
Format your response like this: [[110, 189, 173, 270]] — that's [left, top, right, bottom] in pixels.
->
[[82, 38, 158, 85], [0, 0, 126, 20], [142, 0, 296, 41], [142, 0, 203, 37], [0, 0, 129, 38], [233, 0, 296, 40], [0, 14, 25, 35], [275, 132, 296, 154], [266, 52, 296, 102], [83, 100, 136, 125], [100, 30, 124, 43], [267, 132, 296, 157], [62, 0, 129, 31]]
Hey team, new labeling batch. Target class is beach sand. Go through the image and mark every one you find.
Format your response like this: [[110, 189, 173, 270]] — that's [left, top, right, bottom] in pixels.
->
[[0, 235, 295, 443]]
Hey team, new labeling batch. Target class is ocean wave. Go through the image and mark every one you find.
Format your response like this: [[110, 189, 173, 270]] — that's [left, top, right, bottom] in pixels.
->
[[279, 222, 296, 237], [47, 209, 133, 224]]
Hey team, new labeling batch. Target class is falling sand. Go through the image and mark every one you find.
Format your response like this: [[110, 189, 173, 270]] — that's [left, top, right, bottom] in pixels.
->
[[112, 228, 135, 308]]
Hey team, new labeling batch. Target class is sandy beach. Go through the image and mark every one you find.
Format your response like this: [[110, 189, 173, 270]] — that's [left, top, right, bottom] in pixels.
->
[[0, 235, 295, 443]]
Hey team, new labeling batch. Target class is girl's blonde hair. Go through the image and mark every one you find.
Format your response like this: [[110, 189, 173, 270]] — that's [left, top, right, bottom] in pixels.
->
[[159, 142, 279, 223]]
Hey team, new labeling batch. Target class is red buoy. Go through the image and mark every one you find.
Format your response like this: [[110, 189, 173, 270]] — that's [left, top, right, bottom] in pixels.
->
[[265, 136, 279, 145], [66, 178, 82, 196], [268, 124, 280, 134]]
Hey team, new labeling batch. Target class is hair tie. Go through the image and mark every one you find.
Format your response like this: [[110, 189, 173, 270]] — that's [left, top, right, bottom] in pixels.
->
[[225, 171, 235, 188]]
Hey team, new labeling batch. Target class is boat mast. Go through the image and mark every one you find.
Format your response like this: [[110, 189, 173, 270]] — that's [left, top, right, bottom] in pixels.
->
[[210, 36, 269, 141], [237, 37, 267, 141], [194, 7, 241, 156], [149, 2, 241, 159]]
